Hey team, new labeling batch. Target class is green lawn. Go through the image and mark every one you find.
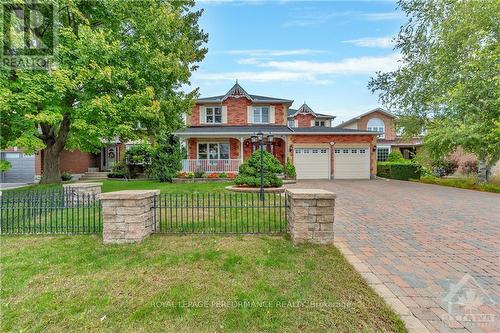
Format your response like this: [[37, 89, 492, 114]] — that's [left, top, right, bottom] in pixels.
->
[[3, 179, 233, 194], [418, 175, 500, 193], [0, 235, 406, 332]]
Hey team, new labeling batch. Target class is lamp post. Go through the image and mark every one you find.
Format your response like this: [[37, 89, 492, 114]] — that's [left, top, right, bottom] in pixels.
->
[[251, 132, 273, 201]]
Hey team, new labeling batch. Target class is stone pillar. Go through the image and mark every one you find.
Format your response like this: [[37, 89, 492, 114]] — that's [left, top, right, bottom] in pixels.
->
[[286, 188, 336, 245], [101, 190, 159, 244], [63, 183, 102, 206]]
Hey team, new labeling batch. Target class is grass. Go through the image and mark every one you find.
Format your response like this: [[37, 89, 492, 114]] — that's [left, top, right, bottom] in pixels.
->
[[2, 179, 233, 194], [419, 175, 500, 193], [0, 235, 406, 332]]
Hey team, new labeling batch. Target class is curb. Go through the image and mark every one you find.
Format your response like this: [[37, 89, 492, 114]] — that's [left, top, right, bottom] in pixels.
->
[[335, 241, 430, 333]]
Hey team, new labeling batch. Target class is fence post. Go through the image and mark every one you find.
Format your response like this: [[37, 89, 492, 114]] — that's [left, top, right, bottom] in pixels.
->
[[63, 183, 102, 206], [101, 190, 159, 244], [285, 188, 336, 245]]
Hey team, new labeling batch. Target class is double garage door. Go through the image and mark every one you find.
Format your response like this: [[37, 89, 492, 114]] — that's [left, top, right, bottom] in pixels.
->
[[294, 147, 370, 180], [0, 152, 35, 183]]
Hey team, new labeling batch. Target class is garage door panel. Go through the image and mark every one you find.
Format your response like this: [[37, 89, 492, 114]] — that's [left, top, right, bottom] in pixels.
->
[[294, 148, 330, 180], [334, 148, 370, 179], [1, 152, 35, 183]]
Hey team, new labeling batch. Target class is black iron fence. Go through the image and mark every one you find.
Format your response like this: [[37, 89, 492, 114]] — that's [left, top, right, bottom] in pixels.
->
[[0, 189, 102, 235], [153, 192, 288, 234]]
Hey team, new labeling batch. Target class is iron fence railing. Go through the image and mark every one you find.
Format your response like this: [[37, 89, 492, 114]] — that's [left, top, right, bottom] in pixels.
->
[[0, 189, 102, 235], [154, 192, 287, 234]]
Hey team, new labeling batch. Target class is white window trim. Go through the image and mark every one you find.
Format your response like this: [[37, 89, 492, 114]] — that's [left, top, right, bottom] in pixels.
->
[[197, 142, 230, 160], [252, 106, 270, 124], [315, 120, 326, 127], [205, 107, 223, 124]]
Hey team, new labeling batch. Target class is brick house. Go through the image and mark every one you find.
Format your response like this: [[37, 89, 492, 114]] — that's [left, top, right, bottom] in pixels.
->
[[335, 108, 422, 162], [176, 82, 379, 179]]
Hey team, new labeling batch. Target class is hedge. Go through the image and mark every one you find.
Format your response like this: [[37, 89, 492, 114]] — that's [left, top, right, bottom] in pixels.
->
[[377, 162, 422, 181]]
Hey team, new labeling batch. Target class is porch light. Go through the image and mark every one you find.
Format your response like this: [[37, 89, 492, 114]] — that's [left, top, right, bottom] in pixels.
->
[[251, 135, 258, 143], [257, 132, 264, 142], [267, 134, 274, 143]]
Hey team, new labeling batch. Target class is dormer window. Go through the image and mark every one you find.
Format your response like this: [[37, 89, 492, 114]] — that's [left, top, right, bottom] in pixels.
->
[[206, 107, 222, 124], [253, 106, 269, 123], [367, 118, 385, 138], [315, 120, 325, 127], [288, 120, 295, 127]]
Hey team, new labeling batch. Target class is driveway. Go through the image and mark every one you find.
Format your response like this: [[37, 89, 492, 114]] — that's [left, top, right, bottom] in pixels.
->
[[286, 180, 500, 333]]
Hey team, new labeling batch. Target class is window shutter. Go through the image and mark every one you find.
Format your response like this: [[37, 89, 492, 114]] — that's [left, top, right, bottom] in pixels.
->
[[247, 106, 253, 124], [222, 106, 228, 124], [199, 106, 205, 124], [269, 106, 275, 123]]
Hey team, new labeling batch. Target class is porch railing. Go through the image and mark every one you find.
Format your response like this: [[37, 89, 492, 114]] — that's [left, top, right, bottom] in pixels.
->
[[181, 159, 241, 173]]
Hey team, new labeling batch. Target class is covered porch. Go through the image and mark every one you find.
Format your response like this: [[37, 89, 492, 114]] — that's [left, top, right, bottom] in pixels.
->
[[180, 135, 288, 173]]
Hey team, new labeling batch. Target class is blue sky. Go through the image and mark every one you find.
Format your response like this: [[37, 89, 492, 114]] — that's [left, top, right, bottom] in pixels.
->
[[188, 0, 405, 124]]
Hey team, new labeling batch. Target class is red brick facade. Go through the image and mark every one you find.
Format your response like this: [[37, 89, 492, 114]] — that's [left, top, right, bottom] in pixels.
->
[[188, 97, 287, 126], [353, 110, 397, 140], [294, 113, 315, 128]]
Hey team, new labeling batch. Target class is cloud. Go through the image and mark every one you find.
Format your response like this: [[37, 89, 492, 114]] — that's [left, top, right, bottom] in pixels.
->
[[193, 53, 400, 84], [225, 49, 325, 57], [282, 11, 354, 28], [343, 36, 394, 48], [362, 12, 405, 21], [251, 53, 401, 74]]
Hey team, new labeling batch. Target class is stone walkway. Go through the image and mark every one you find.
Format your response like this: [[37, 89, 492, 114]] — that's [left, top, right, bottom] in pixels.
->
[[286, 180, 500, 333]]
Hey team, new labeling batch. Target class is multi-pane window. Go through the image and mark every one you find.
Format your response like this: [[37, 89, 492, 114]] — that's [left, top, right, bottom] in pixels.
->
[[205, 107, 222, 124], [198, 143, 229, 160], [288, 120, 295, 127], [253, 107, 269, 123], [377, 147, 389, 161], [315, 120, 325, 127]]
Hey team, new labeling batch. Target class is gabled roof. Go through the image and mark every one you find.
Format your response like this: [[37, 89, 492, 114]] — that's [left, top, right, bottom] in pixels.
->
[[334, 107, 395, 128], [287, 103, 335, 119], [196, 81, 293, 104]]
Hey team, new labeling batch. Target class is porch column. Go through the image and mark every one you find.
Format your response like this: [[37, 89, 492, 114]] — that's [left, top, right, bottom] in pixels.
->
[[284, 136, 288, 163], [239, 137, 244, 163]]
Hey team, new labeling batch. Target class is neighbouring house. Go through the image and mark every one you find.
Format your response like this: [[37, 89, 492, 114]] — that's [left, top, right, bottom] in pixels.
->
[[335, 108, 422, 162], [175, 82, 379, 180], [0, 147, 36, 183]]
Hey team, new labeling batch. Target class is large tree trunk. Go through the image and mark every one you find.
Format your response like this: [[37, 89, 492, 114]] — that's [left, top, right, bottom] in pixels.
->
[[39, 114, 71, 184], [477, 159, 495, 183], [40, 143, 62, 183]]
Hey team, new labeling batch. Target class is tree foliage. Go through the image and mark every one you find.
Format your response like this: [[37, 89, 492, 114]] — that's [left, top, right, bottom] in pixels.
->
[[369, 0, 500, 181], [150, 135, 183, 182], [0, 0, 207, 183]]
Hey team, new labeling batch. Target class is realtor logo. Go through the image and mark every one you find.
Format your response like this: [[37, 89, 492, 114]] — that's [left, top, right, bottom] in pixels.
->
[[1, 1, 58, 70], [442, 273, 497, 326]]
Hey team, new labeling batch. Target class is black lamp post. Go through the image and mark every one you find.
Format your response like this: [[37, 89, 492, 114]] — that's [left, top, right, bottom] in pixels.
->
[[251, 132, 273, 201]]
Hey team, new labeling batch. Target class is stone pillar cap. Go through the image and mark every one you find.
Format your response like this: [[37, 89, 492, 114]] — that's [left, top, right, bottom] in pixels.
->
[[285, 188, 336, 199], [100, 190, 160, 200], [63, 182, 103, 187]]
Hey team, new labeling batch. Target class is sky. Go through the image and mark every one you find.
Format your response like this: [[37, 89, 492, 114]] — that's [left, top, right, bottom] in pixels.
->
[[188, 0, 406, 124]]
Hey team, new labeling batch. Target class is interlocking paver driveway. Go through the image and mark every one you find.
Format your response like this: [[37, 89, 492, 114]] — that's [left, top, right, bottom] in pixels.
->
[[286, 180, 500, 333]]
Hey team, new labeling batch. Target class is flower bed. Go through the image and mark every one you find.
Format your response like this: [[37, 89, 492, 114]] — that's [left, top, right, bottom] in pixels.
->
[[173, 171, 237, 183]]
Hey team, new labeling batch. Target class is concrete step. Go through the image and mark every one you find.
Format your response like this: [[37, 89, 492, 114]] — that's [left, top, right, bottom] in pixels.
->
[[84, 172, 109, 177]]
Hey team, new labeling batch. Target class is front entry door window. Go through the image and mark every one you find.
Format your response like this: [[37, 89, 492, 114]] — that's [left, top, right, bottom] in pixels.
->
[[102, 145, 117, 170]]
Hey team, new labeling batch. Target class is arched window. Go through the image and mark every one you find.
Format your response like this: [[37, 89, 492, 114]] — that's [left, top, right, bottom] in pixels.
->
[[367, 118, 385, 138]]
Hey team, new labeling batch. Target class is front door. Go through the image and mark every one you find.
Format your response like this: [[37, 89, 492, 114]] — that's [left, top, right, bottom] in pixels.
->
[[101, 145, 117, 171]]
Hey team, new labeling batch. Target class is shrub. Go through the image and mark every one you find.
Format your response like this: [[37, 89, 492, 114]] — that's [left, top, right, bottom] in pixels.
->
[[460, 159, 478, 174], [61, 172, 72, 181], [107, 161, 129, 179], [387, 151, 405, 162], [431, 158, 458, 177], [219, 172, 227, 179], [125, 143, 153, 165], [0, 160, 12, 172], [234, 150, 283, 187], [284, 158, 296, 179], [377, 162, 422, 181], [150, 136, 182, 182], [194, 168, 205, 178]]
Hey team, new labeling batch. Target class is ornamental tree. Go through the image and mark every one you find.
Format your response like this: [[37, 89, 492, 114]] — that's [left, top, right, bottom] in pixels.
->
[[0, 0, 207, 183], [235, 150, 283, 187], [368, 0, 500, 182]]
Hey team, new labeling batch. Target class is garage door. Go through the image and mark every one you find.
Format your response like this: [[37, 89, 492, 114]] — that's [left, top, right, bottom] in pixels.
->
[[334, 148, 370, 179], [294, 148, 330, 179], [0, 152, 35, 183]]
